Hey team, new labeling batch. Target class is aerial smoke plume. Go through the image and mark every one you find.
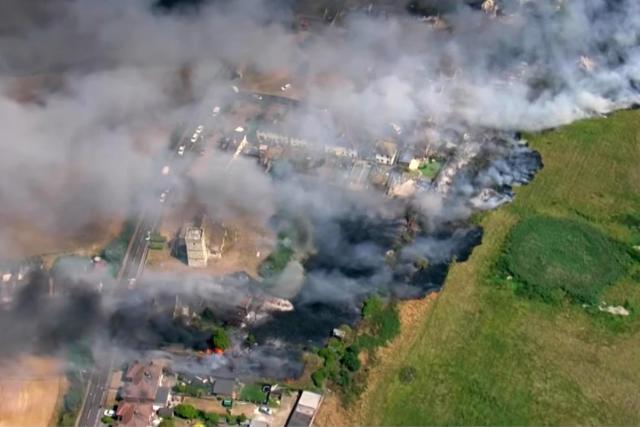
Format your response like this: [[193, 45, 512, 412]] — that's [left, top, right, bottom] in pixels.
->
[[0, 0, 639, 377]]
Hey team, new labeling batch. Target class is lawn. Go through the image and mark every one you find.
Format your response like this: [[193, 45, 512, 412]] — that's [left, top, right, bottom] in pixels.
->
[[356, 110, 640, 425], [239, 384, 267, 404], [258, 232, 295, 278], [418, 160, 442, 179]]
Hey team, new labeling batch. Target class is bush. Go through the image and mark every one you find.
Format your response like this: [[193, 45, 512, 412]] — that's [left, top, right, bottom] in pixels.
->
[[100, 416, 114, 425], [311, 369, 327, 387], [174, 404, 199, 419], [258, 239, 294, 278], [150, 232, 166, 243], [149, 241, 165, 250], [359, 296, 400, 346], [159, 419, 175, 427], [398, 366, 417, 384], [362, 295, 384, 319], [202, 412, 219, 425]]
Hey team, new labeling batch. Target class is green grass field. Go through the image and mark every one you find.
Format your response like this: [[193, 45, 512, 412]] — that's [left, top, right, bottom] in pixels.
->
[[502, 216, 631, 304], [359, 110, 640, 425]]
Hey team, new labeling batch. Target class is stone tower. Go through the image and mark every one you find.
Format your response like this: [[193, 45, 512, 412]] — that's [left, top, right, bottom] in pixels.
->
[[185, 226, 208, 267]]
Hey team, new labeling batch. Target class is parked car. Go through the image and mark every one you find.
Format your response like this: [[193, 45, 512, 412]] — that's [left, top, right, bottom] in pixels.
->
[[258, 405, 273, 415]]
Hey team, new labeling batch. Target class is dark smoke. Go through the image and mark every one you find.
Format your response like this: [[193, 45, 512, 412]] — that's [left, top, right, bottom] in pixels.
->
[[0, 0, 638, 379]]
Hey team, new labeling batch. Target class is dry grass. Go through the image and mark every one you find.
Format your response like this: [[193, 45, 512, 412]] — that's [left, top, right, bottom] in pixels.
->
[[0, 356, 65, 427], [150, 213, 275, 278], [314, 292, 441, 427]]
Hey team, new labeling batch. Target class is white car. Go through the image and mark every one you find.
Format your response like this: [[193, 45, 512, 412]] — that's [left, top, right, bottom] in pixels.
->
[[212, 106, 221, 116], [145, 230, 151, 241], [234, 126, 245, 133], [161, 165, 170, 175], [104, 409, 115, 417], [177, 145, 185, 156], [280, 83, 291, 92], [190, 134, 198, 143], [196, 125, 204, 133], [231, 85, 239, 93], [258, 406, 273, 415], [252, 94, 263, 100], [127, 278, 136, 289], [159, 192, 167, 203]]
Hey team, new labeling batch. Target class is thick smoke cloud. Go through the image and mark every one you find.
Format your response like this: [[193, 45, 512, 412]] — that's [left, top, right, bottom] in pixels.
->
[[0, 0, 639, 377]]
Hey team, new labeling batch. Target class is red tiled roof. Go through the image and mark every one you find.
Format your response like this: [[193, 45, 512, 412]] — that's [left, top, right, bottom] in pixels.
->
[[116, 402, 153, 427], [121, 361, 162, 402]]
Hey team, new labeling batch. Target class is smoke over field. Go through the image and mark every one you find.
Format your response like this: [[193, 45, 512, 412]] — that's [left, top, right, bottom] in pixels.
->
[[0, 0, 639, 379]]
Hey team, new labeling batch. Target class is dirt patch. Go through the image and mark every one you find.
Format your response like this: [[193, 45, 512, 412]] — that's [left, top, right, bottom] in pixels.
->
[[314, 292, 440, 427], [0, 356, 65, 427], [152, 196, 275, 278]]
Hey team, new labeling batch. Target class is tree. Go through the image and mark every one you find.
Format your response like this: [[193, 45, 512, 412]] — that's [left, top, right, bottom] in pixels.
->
[[236, 413, 247, 424], [202, 412, 219, 425], [209, 327, 231, 350], [174, 404, 199, 419], [341, 347, 361, 372], [100, 416, 114, 425]]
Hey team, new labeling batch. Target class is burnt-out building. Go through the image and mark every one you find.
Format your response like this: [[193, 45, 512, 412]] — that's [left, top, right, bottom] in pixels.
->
[[179, 213, 228, 267]]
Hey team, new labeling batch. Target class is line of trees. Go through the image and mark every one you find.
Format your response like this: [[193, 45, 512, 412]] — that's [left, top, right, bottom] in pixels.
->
[[311, 295, 400, 403]]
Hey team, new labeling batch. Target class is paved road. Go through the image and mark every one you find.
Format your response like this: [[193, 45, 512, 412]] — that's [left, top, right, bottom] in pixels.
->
[[74, 121, 211, 427], [75, 362, 111, 427]]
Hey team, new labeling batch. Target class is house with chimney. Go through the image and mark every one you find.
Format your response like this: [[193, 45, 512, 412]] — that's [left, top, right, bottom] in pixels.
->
[[116, 360, 172, 427], [120, 360, 164, 403], [115, 402, 154, 427], [373, 139, 398, 165]]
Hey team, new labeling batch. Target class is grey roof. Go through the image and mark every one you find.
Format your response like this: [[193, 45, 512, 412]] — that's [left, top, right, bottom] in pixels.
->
[[157, 407, 174, 418], [286, 411, 313, 427], [212, 378, 236, 396], [154, 386, 171, 405]]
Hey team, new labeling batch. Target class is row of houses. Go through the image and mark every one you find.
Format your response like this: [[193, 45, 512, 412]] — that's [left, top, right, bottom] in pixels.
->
[[114, 360, 172, 427], [255, 128, 397, 166]]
